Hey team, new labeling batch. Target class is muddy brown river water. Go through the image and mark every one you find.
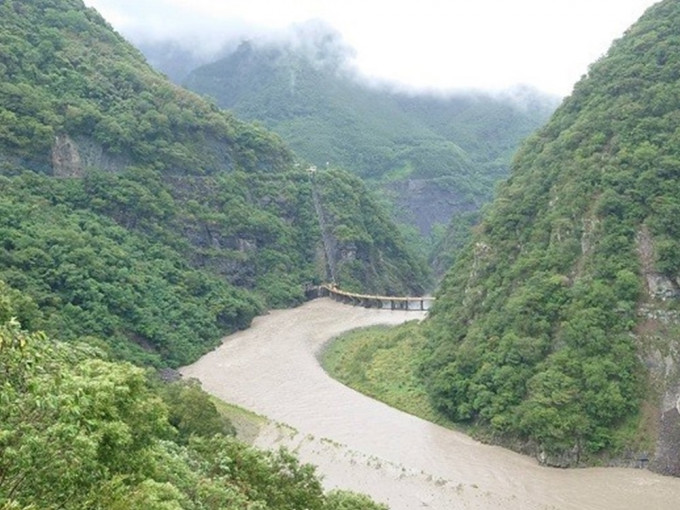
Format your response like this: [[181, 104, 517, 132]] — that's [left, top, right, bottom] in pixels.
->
[[180, 298, 680, 509]]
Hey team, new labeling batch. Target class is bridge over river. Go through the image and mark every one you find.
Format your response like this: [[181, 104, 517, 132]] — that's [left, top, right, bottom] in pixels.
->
[[310, 283, 435, 311]]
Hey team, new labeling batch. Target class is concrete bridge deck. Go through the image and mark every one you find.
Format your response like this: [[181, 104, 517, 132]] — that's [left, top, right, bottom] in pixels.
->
[[314, 284, 435, 311]]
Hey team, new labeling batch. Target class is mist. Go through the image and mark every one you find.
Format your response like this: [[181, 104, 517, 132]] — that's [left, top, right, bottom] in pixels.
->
[[84, 0, 658, 97]]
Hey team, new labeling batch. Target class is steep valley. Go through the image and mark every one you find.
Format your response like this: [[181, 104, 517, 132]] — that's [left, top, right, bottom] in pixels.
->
[[4, 0, 680, 507], [147, 32, 558, 263]]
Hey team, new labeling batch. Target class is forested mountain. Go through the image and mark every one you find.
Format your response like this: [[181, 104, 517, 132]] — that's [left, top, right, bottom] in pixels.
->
[[423, 0, 680, 473], [0, 1, 410, 507], [178, 30, 557, 249], [0, 0, 429, 368]]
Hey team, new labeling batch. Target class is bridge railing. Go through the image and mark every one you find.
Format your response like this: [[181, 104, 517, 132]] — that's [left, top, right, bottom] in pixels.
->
[[313, 284, 435, 311]]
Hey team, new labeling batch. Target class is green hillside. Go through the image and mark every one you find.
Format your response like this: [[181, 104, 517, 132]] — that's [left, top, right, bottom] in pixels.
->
[[423, 0, 680, 472], [180, 35, 556, 245], [0, 284, 386, 510], [0, 0, 428, 368], [0, 1, 412, 506]]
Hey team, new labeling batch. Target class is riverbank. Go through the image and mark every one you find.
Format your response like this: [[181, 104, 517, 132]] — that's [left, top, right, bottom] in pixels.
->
[[319, 322, 452, 427], [181, 298, 680, 510]]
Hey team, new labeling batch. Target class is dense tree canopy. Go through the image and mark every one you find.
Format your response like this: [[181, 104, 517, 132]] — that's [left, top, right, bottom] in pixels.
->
[[0, 0, 429, 366], [422, 0, 680, 462], [0, 287, 387, 509], [180, 37, 556, 258]]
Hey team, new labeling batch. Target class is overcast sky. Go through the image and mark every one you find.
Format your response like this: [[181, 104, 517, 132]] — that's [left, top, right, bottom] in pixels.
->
[[83, 0, 659, 97]]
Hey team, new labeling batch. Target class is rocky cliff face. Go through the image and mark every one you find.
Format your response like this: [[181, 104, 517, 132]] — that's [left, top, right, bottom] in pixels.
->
[[636, 226, 680, 475], [51, 135, 131, 177], [51, 134, 83, 177], [636, 307, 680, 476], [383, 178, 478, 236], [310, 169, 430, 295]]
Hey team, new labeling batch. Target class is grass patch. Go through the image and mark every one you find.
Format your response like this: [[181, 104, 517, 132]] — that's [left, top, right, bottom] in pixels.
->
[[210, 397, 268, 444], [320, 321, 456, 428]]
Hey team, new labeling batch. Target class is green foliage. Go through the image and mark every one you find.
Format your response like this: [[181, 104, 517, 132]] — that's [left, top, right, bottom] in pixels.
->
[[429, 211, 480, 279], [321, 322, 451, 426], [0, 298, 384, 509], [181, 38, 556, 258], [324, 490, 388, 510], [157, 379, 236, 442], [0, 280, 40, 329], [0, 317, 170, 508], [421, 0, 680, 461], [0, 174, 264, 367], [0, 0, 294, 174], [0, 0, 430, 367]]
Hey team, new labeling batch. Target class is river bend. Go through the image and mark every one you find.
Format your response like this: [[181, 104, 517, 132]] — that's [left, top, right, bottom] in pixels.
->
[[180, 298, 680, 510]]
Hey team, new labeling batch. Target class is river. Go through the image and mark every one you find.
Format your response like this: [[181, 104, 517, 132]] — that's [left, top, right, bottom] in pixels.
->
[[180, 298, 680, 509]]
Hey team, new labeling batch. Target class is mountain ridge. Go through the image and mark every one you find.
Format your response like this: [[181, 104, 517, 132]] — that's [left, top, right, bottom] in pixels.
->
[[173, 33, 557, 253], [0, 0, 429, 367], [423, 0, 680, 473]]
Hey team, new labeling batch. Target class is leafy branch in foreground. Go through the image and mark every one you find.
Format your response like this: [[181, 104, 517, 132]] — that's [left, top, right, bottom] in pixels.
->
[[0, 304, 387, 509]]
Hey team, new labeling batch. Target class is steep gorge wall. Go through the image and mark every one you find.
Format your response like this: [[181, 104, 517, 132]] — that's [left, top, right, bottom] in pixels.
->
[[51, 134, 131, 177], [636, 226, 680, 476]]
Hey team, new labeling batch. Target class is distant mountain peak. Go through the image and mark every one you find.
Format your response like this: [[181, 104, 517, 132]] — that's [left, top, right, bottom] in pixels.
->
[[137, 19, 356, 83]]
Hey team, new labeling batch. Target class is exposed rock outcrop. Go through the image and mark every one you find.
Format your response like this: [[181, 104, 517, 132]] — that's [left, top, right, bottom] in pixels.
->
[[637, 226, 680, 300], [384, 178, 478, 236], [650, 399, 680, 476], [51, 134, 131, 177], [636, 225, 680, 476], [51, 134, 83, 177]]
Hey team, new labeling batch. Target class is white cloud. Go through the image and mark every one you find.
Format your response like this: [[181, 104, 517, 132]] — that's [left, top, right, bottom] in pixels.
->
[[84, 0, 659, 96]]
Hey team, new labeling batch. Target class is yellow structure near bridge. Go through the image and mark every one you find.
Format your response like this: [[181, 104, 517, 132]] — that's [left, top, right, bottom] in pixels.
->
[[318, 284, 434, 311]]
